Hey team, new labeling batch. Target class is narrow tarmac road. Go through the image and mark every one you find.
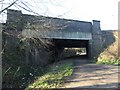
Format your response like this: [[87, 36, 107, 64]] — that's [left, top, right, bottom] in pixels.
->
[[62, 59, 119, 88]]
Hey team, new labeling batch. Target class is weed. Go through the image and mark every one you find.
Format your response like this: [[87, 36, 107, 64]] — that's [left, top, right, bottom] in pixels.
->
[[96, 59, 120, 65], [26, 61, 73, 89]]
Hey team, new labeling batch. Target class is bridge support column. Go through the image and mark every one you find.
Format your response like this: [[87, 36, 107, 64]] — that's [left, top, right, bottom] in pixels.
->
[[34, 47, 40, 66], [88, 40, 93, 60], [25, 49, 29, 64], [57, 47, 64, 60], [91, 20, 102, 60]]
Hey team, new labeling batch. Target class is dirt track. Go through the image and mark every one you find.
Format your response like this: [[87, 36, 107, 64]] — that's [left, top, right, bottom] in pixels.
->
[[62, 59, 119, 88]]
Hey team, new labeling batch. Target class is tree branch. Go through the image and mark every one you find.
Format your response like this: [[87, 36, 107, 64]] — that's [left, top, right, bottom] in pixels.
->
[[0, 0, 19, 14]]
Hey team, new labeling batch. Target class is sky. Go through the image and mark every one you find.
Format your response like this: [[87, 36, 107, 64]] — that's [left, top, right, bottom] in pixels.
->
[[0, 0, 120, 30]]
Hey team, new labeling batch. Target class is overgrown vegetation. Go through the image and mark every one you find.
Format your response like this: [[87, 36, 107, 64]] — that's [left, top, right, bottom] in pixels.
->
[[3, 53, 73, 89], [26, 61, 73, 89], [3, 58, 46, 88], [96, 59, 120, 65]]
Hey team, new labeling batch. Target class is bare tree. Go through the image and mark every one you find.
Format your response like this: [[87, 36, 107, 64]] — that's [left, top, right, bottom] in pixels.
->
[[0, 0, 19, 14]]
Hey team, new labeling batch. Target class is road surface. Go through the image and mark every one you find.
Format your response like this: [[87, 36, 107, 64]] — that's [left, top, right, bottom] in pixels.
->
[[62, 59, 119, 88]]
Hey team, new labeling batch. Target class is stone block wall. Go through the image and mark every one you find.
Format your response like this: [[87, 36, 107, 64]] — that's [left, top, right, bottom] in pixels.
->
[[91, 20, 102, 59], [6, 9, 23, 30], [98, 30, 118, 60]]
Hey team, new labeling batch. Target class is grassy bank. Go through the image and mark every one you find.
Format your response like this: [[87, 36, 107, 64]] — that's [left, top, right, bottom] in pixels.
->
[[96, 59, 120, 65], [3, 60, 73, 89], [26, 61, 73, 89], [3, 64, 46, 88]]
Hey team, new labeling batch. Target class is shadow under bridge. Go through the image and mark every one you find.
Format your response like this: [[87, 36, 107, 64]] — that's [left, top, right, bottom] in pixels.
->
[[52, 38, 92, 60], [41, 31, 93, 60]]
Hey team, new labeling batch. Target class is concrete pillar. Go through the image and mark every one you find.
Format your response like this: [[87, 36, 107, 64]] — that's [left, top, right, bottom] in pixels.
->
[[91, 20, 102, 59], [92, 20, 101, 30], [88, 40, 92, 59], [25, 40, 29, 64], [25, 48, 29, 64], [7, 9, 23, 30], [57, 47, 64, 60], [34, 47, 40, 65]]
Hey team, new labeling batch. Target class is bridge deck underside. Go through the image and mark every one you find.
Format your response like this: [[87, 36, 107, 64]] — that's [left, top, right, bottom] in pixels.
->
[[54, 39, 89, 48]]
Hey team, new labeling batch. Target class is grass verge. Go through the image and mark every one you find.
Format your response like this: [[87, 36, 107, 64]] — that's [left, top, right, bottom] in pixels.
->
[[96, 59, 120, 65], [26, 61, 73, 89]]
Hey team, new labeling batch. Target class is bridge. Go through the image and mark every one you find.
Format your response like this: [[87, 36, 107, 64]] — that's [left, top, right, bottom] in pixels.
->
[[5, 9, 103, 66]]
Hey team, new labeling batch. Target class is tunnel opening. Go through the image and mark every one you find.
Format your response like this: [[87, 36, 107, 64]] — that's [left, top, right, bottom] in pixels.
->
[[63, 47, 87, 59], [53, 39, 90, 60]]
